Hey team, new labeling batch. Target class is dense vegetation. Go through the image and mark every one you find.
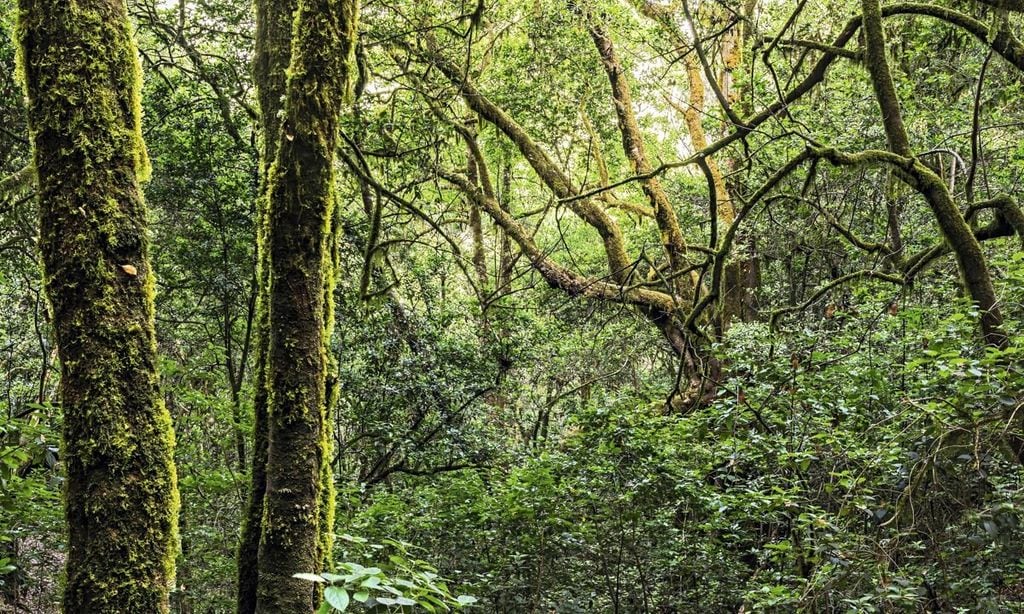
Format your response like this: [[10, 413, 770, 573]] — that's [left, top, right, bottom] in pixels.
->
[[1, 0, 1023, 611]]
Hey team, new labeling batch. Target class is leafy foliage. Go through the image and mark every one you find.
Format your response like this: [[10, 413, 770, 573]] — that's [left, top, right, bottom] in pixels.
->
[[2, 0, 1024, 611], [296, 535, 477, 612]]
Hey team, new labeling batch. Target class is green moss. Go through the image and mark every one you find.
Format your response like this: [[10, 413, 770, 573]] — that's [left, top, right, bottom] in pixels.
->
[[18, 0, 179, 610], [252, 0, 358, 610]]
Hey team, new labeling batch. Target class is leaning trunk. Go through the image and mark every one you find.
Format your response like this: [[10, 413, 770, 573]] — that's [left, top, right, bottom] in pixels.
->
[[861, 0, 1006, 347]]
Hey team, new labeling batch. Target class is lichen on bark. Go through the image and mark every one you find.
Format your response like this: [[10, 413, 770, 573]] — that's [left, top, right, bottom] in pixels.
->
[[861, 0, 1006, 347]]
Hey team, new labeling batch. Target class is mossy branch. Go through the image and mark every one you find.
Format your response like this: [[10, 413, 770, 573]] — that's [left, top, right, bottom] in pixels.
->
[[418, 44, 635, 282], [441, 170, 679, 314], [588, 22, 690, 296], [564, 2, 1024, 205], [0, 164, 33, 197], [904, 195, 1024, 276]]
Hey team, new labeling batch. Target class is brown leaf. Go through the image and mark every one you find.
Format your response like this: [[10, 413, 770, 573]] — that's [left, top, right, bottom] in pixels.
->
[[120, 264, 138, 276]]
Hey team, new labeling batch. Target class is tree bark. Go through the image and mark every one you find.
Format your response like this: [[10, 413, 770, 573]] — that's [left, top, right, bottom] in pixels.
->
[[588, 24, 692, 298], [253, 0, 357, 611], [17, 0, 179, 610], [466, 127, 489, 291], [236, 0, 295, 609]]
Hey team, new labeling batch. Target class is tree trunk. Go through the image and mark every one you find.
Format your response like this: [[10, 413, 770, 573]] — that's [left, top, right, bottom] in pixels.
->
[[17, 0, 179, 610], [253, 0, 357, 611], [235, 0, 294, 609], [589, 24, 692, 299]]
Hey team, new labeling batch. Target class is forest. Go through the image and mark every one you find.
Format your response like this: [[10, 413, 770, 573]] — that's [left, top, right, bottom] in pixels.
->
[[1, 0, 1023, 611]]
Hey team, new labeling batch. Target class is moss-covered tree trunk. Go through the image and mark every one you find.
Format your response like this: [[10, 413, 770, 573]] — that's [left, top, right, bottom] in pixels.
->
[[235, 0, 295, 610], [252, 0, 357, 610], [16, 0, 179, 611]]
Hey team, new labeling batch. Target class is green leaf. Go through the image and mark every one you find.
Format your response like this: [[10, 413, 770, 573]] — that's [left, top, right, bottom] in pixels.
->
[[456, 595, 478, 606], [324, 586, 350, 611], [352, 590, 370, 602], [293, 573, 327, 583]]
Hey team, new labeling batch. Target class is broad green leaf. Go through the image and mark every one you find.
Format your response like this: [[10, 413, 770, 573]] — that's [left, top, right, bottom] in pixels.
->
[[324, 586, 350, 611]]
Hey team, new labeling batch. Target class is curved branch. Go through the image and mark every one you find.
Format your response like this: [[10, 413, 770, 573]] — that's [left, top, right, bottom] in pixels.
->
[[883, 4, 1024, 72], [903, 198, 1022, 278], [422, 47, 635, 282], [770, 270, 905, 329], [967, 195, 1024, 247], [564, 2, 1024, 204], [563, 14, 864, 204], [440, 170, 678, 314]]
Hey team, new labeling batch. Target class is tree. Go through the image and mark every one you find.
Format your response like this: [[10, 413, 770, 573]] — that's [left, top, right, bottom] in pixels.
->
[[235, 0, 293, 608], [356, 0, 1023, 409], [238, 0, 358, 610], [858, 0, 1005, 347], [16, 0, 179, 610]]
